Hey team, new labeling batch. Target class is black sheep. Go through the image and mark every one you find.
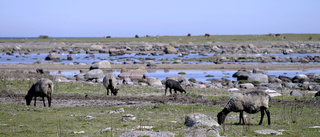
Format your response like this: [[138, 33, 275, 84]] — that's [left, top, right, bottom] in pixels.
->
[[165, 79, 186, 96]]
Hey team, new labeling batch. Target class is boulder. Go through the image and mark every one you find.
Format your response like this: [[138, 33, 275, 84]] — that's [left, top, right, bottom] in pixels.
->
[[283, 49, 293, 55], [232, 70, 251, 80], [109, 48, 126, 56], [146, 77, 162, 87], [248, 74, 269, 84], [166, 75, 190, 85], [119, 69, 146, 80], [164, 46, 177, 54], [84, 69, 104, 81], [252, 68, 263, 73], [290, 90, 303, 96], [90, 60, 111, 70], [278, 75, 292, 82], [306, 73, 320, 82], [292, 74, 309, 83], [90, 45, 102, 51], [239, 83, 254, 89], [67, 55, 73, 60], [45, 53, 60, 61], [184, 113, 219, 128], [183, 128, 220, 137], [118, 131, 175, 137]]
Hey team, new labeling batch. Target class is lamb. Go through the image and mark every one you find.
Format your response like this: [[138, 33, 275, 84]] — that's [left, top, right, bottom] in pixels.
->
[[165, 79, 186, 96], [25, 78, 54, 107], [103, 74, 119, 96], [217, 91, 271, 125]]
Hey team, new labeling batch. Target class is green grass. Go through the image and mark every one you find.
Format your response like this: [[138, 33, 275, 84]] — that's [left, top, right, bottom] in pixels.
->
[[1, 34, 320, 43], [0, 101, 319, 136]]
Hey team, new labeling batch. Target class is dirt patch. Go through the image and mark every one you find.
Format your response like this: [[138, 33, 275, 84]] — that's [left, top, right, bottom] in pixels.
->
[[1, 91, 319, 109]]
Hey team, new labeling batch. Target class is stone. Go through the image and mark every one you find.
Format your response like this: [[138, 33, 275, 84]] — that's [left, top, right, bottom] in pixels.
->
[[166, 75, 190, 86], [118, 131, 175, 137], [119, 69, 147, 80], [292, 74, 309, 83], [146, 77, 162, 87], [164, 45, 177, 54], [290, 90, 303, 96], [232, 70, 251, 80], [90, 60, 111, 70], [67, 55, 73, 60], [184, 113, 219, 128], [183, 128, 220, 137], [45, 53, 60, 61], [255, 129, 282, 135], [239, 83, 254, 89], [90, 45, 102, 51], [84, 69, 104, 81], [248, 74, 269, 84]]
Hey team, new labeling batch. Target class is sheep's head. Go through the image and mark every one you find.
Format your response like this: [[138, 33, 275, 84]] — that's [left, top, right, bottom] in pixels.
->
[[112, 88, 119, 96], [217, 108, 229, 125], [25, 95, 32, 106], [181, 89, 186, 94]]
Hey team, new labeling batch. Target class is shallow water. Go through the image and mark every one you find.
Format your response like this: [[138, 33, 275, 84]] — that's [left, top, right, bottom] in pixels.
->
[[1, 52, 319, 65], [50, 69, 320, 83]]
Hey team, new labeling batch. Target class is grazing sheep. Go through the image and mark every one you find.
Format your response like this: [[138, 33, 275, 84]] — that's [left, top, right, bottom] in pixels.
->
[[165, 79, 186, 96], [25, 78, 54, 107], [103, 74, 119, 96], [217, 91, 271, 125]]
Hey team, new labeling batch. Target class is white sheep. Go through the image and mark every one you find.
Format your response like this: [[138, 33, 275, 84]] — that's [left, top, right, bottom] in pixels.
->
[[25, 78, 54, 107], [217, 91, 271, 125], [103, 74, 119, 96]]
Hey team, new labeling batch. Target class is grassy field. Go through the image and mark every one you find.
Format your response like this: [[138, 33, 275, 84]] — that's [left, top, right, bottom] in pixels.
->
[[1, 74, 320, 136], [0, 34, 319, 42], [1, 98, 320, 136]]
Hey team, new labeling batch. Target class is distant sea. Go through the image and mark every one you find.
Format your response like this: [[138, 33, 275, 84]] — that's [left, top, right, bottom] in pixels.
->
[[0, 37, 102, 39]]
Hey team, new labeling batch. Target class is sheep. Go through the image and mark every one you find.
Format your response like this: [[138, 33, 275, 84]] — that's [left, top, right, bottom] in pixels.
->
[[217, 91, 271, 125], [165, 79, 186, 96], [25, 78, 54, 107], [103, 74, 119, 96]]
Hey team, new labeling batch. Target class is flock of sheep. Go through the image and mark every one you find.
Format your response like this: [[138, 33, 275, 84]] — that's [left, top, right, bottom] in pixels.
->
[[26, 74, 271, 125]]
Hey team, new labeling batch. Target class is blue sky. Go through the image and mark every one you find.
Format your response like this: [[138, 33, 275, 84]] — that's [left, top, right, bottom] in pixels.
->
[[1, 0, 319, 37]]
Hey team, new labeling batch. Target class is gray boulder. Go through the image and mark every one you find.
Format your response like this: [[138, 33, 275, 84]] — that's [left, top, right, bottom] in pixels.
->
[[45, 53, 60, 61], [183, 128, 220, 137], [278, 75, 292, 82], [84, 69, 104, 81], [166, 75, 190, 86], [118, 131, 175, 137], [306, 73, 320, 82], [232, 70, 251, 80], [90, 60, 111, 70], [67, 55, 73, 60], [239, 83, 255, 89], [290, 90, 303, 96], [118, 69, 146, 80], [292, 74, 309, 83], [248, 74, 269, 84], [146, 77, 162, 87], [185, 113, 219, 128], [164, 46, 177, 54]]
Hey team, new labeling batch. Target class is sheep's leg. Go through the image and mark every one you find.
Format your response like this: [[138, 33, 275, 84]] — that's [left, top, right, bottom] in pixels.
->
[[174, 89, 177, 94], [265, 109, 271, 125], [165, 87, 167, 96], [34, 96, 37, 106], [169, 88, 172, 95], [47, 95, 51, 107], [42, 96, 46, 107], [259, 108, 265, 125], [107, 89, 109, 95], [239, 111, 244, 125]]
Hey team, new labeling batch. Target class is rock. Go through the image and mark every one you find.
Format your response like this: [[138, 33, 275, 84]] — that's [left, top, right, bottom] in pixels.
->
[[101, 127, 111, 132], [90, 45, 102, 51], [118, 131, 175, 137], [74, 131, 85, 134], [252, 68, 263, 73], [232, 70, 251, 80], [290, 90, 303, 96], [109, 48, 126, 56], [45, 53, 60, 61], [75, 74, 85, 81], [164, 46, 177, 54], [183, 128, 220, 137], [278, 75, 292, 82], [166, 75, 190, 86], [248, 74, 269, 84], [255, 129, 282, 135], [119, 69, 146, 80], [292, 74, 309, 83], [184, 113, 219, 128], [239, 83, 254, 89], [146, 77, 162, 87], [267, 83, 282, 90], [268, 93, 282, 97], [109, 108, 125, 114], [83, 115, 95, 120], [90, 60, 111, 70], [283, 49, 293, 55], [173, 60, 182, 64], [121, 114, 136, 121], [228, 88, 239, 92], [84, 69, 104, 81], [67, 55, 73, 60], [306, 73, 320, 81]]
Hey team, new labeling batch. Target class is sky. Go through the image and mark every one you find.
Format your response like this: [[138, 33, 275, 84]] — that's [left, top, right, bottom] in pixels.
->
[[1, 0, 320, 37]]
